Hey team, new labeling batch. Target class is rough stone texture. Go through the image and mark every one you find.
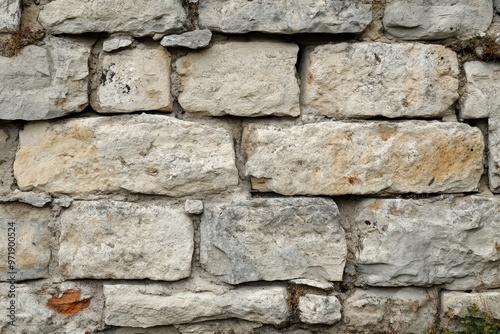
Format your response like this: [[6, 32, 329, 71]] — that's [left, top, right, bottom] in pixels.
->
[[244, 121, 484, 196], [461, 61, 500, 119], [0, 36, 92, 120], [343, 288, 437, 333], [161, 30, 212, 49], [0, 124, 17, 195], [442, 290, 500, 320], [198, 0, 372, 34], [298, 294, 341, 325], [0, 203, 51, 281], [200, 198, 346, 284], [38, 0, 187, 37], [59, 200, 193, 280], [104, 284, 289, 327], [301, 43, 459, 119], [103, 35, 134, 52], [91, 44, 172, 113], [489, 117, 500, 192], [384, 0, 493, 40], [289, 279, 334, 291], [176, 42, 300, 117], [0, 190, 52, 208], [0, 0, 20, 32], [99, 326, 180, 333], [176, 320, 263, 334], [185, 200, 203, 215], [496, 0, 500, 12], [354, 196, 500, 290], [14, 114, 239, 196]]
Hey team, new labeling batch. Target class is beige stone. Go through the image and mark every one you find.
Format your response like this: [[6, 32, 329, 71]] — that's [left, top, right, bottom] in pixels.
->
[[0, 124, 18, 195], [442, 290, 500, 320], [298, 294, 341, 325], [461, 61, 500, 119]]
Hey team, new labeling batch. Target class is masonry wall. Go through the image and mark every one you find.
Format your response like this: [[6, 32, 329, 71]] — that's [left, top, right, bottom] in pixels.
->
[[0, 1, 500, 333]]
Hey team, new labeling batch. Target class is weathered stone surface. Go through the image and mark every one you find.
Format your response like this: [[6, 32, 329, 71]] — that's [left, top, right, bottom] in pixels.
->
[[0, 203, 51, 281], [384, 0, 493, 40], [244, 121, 483, 196], [0, 124, 17, 195], [99, 326, 180, 334], [59, 200, 193, 280], [344, 288, 437, 333], [185, 200, 203, 215], [489, 117, 500, 192], [0, 36, 92, 120], [200, 198, 346, 284], [103, 35, 133, 52], [14, 114, 239, 196], [461, 61, 500, 119], [496, 0, 500, 12], [301, 43, 459, 119], [91, 44, 172, 113], [354, 196, 500, 289], [0, 190, 52, 208], [198, 1, 372, 34], [298, 294, 341, 325], [289, 279, 334, 291], [176, 320, 263, 334], [38, 0, 187, 37], [161, 30, 212, 49], [442, 290, 500, 320], [0, 0, 20, 32], [104, 284, 289, 327], [176, 42, 300, 117]]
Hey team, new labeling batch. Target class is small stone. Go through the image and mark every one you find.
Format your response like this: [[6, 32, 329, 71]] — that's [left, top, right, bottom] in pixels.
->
[[442, 291, 500, 320], [53, 197, 73, 208], [289, 279, 334, 291], [161, 29, 212, 49], [0, 0, 20, 32], [298, 294, 341, 325], [185, 199, 203, 215], [102, 35, 134, 52]]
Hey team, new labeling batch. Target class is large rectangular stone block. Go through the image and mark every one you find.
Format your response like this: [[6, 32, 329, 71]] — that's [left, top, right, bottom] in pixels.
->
[[244, 121, 483, 195], [198, 0, 372, 34], [176, 42, 300, 117], [0, 0, 20, 32], [200, 198, 346, 284], [353, 196, 500, 290], [302, 43, 459, 119], [59, 200, 193, 280], [14, 114, 239, 196], [442, 290, 500, 320]]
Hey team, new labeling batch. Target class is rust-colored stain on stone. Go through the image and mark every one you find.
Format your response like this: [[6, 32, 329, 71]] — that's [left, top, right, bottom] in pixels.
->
[[47, 289, 91, 315]]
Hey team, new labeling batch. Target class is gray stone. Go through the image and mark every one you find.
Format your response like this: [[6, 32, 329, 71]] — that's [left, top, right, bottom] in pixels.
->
[[200, 198, 346, 284], [0, 124, 17, 195], [489, 116, 500, 192], [354, 196, 500, 289], [289, 279, 334, 291], [0, 190, 53, 207], [103, 35, 134, 52], [198, 0, 372, 34], [244, 121, 484, 196], [176, 320, 262, 334], [442, 290, 500, 320], [14, 114, 239, 196], [59, 200, 193, 280], [298, 294, 341, 325], [302, 43, 459, 119], [161, 30, 212, 49], [91, 44, 173, 113], [0, 36, 92, 120], [99, 326, 180, 334], [461, 61, 500, 119], [104, 284, 289, 327], [53, 196, 72, 208], [384, 0, 493, 40], [38, 0, 187, 37], [0, 0, 20, 32], [0, 203, 51, 281], [185, 200, 203, 215], [176, 41, 300, 117], [344, 288, 437, 333], [496, 0, 500, 12]]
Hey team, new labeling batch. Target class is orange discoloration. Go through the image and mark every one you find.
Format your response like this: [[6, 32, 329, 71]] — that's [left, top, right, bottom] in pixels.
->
[[370, 200, 382, 211], [47, 289, 91, 316]]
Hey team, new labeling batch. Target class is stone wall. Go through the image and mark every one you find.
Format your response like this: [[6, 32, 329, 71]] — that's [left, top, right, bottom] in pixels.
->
[[0, 0, 499, 333]]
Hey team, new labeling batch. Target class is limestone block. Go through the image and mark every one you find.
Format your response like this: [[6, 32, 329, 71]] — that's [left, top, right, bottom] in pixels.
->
[[298, 294, 341, 325], [59, 200, 193, 280], [302, 43, 459, 119], [91, 44, 173, 113], [442, 290, 500, 320], [461, 61, 500, 119], [0, 36, 92, 120], [200, 198, 346, 284], [244, 121, 483, 195], [185, 200, 203, 215], [344, 288, 437, 333], [354, 196, 500, 289], [198, 0, 372, 34], [176, 41, 300, 117], [38, 0, 187, 37], [161, 30, 212, 49], [0, 124, 18, 195], [0, 0, 20, 32], [384, 0, 493, 40], [103, 35, 133, 52], [14, 114, 239, 196], [0, 203, 51, 281], [104, 284, 289, 327]]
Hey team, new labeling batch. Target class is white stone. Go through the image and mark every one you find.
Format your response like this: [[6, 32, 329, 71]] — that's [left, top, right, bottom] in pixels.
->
[[14, 114, 239, 196], [91, 44, 173, 113], [0, 124, 17, 195], [0, 0, 20, 32], [442, 290, 500, 320], [176, 41, 300, 117], [198, 0, 372, 34], [103, 35, 133, 52], [244, 121, 484, 196], [0, 36, 92, 120], [461, 61, 500, 119], [289, 279, 334, 291], [298, 294, 341, 325], [38, 0, 187, 37], [161, 30, 212, 49], [384, 0, 493, 40], [354, 196, 500, 289], [200, 198, 346, 284], [302, 43, 459, 119], [185, 200, 203, 215]]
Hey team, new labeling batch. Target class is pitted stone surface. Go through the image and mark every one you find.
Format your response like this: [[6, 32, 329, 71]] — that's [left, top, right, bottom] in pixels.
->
[[200, 198, 346, 284], [302, 43, 459, 119], [176, 42, 300, 117], [461, 61, 500, 119], [14, 114, 239, 196], [0, 36, 92, 120], [161, 29, 212, 49], [0, 124, 18, 195], [354, 196, 500, 289], [198, 0, 372, 34], [0, 0, 20, 32], [102, 35, 133, 52], [244, 121, 484, 195], [488, 117, 500, 192], [442, 291, 500, 320], [298, 294, 341, 325], [59, 200, 193, 280]]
